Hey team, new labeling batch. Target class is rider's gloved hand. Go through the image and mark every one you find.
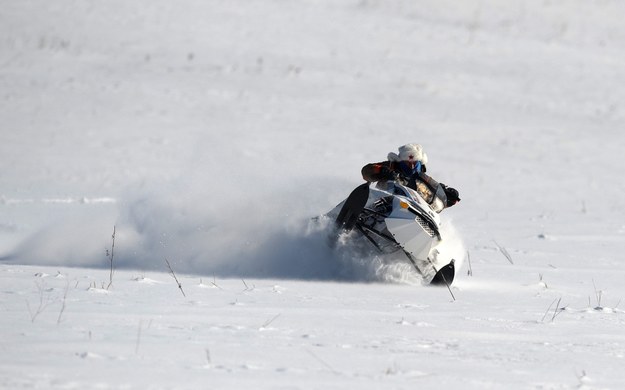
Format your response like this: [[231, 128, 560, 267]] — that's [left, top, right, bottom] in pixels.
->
[[444, 187, 460, 207], [379, 166, 395, 181]]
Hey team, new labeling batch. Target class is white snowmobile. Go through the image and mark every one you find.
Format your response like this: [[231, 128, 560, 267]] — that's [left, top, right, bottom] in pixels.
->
[[327, 179, 456, 286]]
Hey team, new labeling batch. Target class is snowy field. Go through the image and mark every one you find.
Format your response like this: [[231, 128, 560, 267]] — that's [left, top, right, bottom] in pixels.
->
[[2, 0, 625, 388]]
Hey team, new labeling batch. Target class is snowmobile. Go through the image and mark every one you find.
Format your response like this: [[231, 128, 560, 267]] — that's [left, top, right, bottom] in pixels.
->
[[327, 179, 456, 286]]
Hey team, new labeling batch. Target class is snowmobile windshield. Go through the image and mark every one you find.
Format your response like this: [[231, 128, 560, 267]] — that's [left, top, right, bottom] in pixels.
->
[[407, 181, 445, 213], [413, 180, 434, 203], [383, 180, 445, 213]]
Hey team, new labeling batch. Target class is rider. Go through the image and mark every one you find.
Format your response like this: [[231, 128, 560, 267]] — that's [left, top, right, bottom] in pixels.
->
[[361, 143, 460, 208]]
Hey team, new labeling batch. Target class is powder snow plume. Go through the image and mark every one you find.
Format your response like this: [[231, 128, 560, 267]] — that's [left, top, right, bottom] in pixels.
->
[[4, 174, 464, 285]]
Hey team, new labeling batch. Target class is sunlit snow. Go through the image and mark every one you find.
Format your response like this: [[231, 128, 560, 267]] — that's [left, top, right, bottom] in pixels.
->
[[2, 0, 625, 388]]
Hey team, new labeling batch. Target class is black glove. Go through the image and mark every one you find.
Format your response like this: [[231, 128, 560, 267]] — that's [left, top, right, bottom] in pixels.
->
[[379, 166, 396, 181], [444, 186, 460, 207]]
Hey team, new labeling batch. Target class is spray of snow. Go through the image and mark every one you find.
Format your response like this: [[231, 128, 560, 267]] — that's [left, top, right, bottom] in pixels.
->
[[5, 177, 466, 285]]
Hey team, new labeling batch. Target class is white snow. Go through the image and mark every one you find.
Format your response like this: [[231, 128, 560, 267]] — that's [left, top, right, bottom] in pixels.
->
[[2, 0, 625, 388]]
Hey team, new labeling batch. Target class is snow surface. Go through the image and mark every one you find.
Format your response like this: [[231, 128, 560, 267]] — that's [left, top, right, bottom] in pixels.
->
[[2, 0, 625, 388]]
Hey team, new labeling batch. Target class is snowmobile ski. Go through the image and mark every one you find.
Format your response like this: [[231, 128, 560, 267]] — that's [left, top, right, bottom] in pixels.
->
[[430, 260, 455, 286]]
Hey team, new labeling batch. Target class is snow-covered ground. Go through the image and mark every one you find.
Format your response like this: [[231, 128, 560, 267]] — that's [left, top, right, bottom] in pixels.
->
[[2, 0, 625, 388]]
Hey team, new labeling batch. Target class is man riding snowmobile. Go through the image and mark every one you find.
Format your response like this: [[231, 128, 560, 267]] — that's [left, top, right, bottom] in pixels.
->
[[326, 143, 460, 286], [361, 143, 460, 209]]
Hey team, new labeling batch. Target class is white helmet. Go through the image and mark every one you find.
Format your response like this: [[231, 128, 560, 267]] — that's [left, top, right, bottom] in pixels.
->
[[388, 143, 428, 164]]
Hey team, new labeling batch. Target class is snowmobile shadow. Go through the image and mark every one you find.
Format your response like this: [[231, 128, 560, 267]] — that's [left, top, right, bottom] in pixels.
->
[[212, 217, 423, 284]]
